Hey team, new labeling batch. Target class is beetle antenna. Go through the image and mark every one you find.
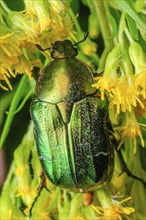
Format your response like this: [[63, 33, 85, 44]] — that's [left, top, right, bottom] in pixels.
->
[[73, 32, 89, 46], [36, 44, 53, 51]]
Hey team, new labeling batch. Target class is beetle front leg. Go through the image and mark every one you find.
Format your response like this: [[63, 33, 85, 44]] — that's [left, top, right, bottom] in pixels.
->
[[32, 66, 40, 81]]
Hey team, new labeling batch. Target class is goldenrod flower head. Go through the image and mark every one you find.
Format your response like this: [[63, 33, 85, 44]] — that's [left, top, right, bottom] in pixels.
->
[[93, 74, 145, 114], [11, 13, 38, 39], [23, 0, 73, 43], [93, 44, 146, 114], [92, 196, 135, 220], [49, 0, 65, 14], [38, 212, 51, 220], [115, 111, 145, 153], [0, 20, 42, 89], [16, 170, 39, 209], [24, 0, 52, 34], [16, 165, 27, 177], [0, 32, 19, 90], [108, 73, 145, 113], [17, 184, 37, 207], [0, 0, 74, 90]]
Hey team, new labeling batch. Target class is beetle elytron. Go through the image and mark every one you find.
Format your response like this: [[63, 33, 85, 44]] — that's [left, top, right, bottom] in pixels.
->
[[30, 34, 114, 193]]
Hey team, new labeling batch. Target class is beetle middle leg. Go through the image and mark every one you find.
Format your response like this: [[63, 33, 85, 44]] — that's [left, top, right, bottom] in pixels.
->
[[112, 136, 146, 186], [116, 149, 146, 185], [29, 171, 51, 218]]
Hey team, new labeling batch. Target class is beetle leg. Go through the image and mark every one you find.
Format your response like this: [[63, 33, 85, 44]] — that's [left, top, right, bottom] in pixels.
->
[[29, 171, 51, 218], [93, 72, 103, 78], [116, 149, 146, 185], [32, 67, 40, 81], [111, 136, 146, 186], [35, 44, 52, 51]]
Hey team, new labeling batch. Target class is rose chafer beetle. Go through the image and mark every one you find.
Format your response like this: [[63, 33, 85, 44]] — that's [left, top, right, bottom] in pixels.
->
[[30, 33, 114, 193]]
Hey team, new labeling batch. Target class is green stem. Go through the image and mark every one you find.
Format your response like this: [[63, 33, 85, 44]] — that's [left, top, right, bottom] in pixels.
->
[[125, 27, 134, 43], [0, 75, 31, 148], [91, 0, 113, 51], [47, 188, 60, 212], [10, 87, 34, 115], [118, 12, 126, 44], [69, 9, 82, 36], [0, 0, 11, 13], [95, 188, 112, 208]]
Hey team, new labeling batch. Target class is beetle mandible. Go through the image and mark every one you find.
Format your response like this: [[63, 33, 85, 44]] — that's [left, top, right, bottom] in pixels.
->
[[30, 33, 114, 193]]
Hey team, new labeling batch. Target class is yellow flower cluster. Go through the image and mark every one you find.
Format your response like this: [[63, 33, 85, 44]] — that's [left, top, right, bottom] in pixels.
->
[[94, 71, 145, 114], [115, 111, 145, 153], [93, 44, 146, 115], [92, 196, 135, 220], [93, 42, 146, 152], [0, 0, 74, 90]]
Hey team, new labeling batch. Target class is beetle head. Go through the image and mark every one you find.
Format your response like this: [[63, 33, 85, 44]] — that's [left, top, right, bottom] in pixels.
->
[[51, 40, 78, 59], [36, 32, 88, 59]]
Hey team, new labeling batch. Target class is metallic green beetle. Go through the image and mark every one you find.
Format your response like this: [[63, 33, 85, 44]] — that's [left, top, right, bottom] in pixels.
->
[[30, 36, 114, 192]]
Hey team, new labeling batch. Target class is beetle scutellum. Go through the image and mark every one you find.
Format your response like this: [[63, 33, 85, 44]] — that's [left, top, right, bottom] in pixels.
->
[[30, 33, 114, 194]]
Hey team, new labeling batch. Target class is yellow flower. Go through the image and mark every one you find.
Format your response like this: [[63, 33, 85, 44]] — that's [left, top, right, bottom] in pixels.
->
[[114, 111, 145, 153], [93, 75, 119, 100], [93, 71, 146, 114], [0, 33, 19, 90], [24, 0, 52, 33], [91, 196, 135, 220], [16, 165, 27, 177], [0, 41, 42, 90], [0, 26, 42, 89], [16, 182, 37, 208], [23, 0, 74, 44], [0, 0, 74, 90], [39, 212, 51, 220], [93, 42, 146, 115]]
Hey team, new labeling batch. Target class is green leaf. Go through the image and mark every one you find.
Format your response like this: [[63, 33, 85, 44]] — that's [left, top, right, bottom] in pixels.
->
[[134, 0, 144, 13], [126, 14, 139, 40], [113, 0, 146, 31]]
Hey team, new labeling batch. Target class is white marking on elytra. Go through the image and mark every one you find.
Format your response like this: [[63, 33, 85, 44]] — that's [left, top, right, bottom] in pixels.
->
[[87, 152, 109, 158], [39, 155, 49, 161], [94, 152, 109, 157]]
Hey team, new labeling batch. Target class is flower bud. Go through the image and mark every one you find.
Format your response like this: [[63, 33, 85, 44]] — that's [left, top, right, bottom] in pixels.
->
[[104, 44, 133, 77], [88, 14, 100, 39], [129, 41, 145, 72]]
